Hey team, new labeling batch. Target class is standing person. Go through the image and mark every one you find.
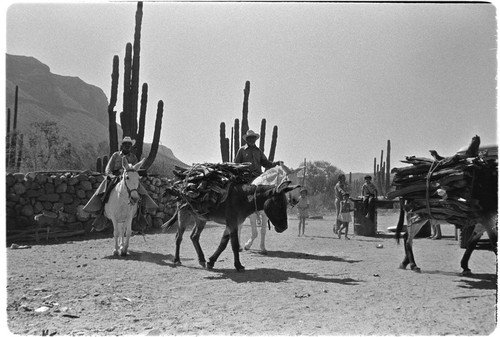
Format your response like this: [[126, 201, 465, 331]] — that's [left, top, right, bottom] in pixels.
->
[[234, 130, 282, 254], [334, 174, 348, 234], [297, 188, 309, 236], [83, 137, 157, 231], [362, 175, 378, 220], [337, 193, 353, 240]]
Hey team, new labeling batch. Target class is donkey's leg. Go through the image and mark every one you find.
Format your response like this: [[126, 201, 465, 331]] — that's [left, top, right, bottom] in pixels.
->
[[191, 219, 207, 267], [260, 212, 268, 252], [460, 224, 488, 275], [173, 210, 189, 265], [207, 227, 231, 270], [399, 232, 410, 269], [405, 220, 425, 272], [229, 224, 245, 271], [244, 213, 258, 250]]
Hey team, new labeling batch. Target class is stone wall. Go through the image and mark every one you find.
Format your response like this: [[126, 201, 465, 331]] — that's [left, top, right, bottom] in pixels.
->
[[5, 171, 176, 240]]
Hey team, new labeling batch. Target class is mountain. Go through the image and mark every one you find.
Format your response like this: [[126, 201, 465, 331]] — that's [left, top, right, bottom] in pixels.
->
[[6, 54, 187, 177]]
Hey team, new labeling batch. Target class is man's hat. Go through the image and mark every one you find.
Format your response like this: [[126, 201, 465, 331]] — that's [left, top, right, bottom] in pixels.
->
[[122, 136, 136, 146], [364, 175, 372, 180], [243, 130, 260, 141]]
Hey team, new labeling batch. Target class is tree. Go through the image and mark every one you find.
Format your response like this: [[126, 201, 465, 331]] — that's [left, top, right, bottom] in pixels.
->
[[22, 121, 80, 171], [301, 160, 343, 210]]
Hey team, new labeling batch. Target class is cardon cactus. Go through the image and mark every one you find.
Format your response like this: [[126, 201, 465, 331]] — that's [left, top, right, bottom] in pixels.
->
[[233, 119, 240, 159], [108, 55, 119, 155], [143, 100, 164, 170], [136, 83, 148, 159], [220, 122, 230, 162], [241, 81, 250, 146], [268, 125, 278, 162], [259, 118, 266, 152]]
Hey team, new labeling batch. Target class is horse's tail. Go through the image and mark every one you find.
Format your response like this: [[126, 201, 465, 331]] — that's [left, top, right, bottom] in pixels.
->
[[161, 208, 179, 232], [395, 199, 405, 244]]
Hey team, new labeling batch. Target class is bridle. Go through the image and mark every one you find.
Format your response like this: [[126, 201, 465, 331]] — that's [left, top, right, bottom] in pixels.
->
[[121, 168, 140, 204]]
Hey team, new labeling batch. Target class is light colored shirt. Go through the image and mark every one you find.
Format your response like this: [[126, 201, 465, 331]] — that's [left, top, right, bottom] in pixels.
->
[[105, 151, 138, 176]]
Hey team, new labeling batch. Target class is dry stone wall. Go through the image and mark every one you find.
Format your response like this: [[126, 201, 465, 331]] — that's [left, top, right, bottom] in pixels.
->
[[5, 171, 176, 240]]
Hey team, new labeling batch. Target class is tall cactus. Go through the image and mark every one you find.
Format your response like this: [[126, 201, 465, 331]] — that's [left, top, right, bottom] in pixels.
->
[[136, 83, 148, 159], [130, 1, 143, 140], [259, 118, 266, 152], [108, 55, 119, 155], [120, 42, 133, 137], [220, 122, 230, 162], [143, 100, 163, 170], [385, 139, 391, 193], [240, 81, 250, 146], [233, 118, 240, 157], [268, 125, 278, 162]]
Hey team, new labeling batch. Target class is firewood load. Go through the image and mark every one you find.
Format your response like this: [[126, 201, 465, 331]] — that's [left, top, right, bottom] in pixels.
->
[[165, 162, 254, 217], [387, 136, 497, 227]]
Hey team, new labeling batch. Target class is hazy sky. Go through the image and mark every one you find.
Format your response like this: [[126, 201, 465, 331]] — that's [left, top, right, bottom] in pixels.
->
[[5, 1, 498, 173]]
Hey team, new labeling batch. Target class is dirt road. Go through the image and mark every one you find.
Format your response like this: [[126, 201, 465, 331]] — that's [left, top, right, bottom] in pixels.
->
[[5, 210, 497, 335]]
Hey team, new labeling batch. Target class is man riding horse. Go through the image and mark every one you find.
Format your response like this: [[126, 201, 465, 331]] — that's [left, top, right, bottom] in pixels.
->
[[83, 137, 157, 231], [234, 130, 283, 254]]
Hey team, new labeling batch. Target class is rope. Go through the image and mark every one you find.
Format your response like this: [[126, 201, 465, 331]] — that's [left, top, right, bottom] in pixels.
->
[[425, 160, 443, 220]]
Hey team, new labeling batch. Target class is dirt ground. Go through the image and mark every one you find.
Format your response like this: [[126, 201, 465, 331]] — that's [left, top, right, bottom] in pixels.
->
[[4, 209, 498, 336]]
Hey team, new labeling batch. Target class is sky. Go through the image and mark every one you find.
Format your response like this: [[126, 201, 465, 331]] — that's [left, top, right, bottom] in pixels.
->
[[4, 1, 498, 174]]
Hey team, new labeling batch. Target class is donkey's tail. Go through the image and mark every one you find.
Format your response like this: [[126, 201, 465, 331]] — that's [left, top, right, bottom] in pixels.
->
[[395, 199, 405, 244], [161, 208, 178, 232]]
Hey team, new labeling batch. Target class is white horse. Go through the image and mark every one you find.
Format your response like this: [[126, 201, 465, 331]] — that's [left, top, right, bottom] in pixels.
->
[[239, 164, 302, 253], [105, 157, 145, 256]]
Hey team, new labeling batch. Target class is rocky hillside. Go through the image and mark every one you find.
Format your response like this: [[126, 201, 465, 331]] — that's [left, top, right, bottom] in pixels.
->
[[6, 54, 186, 177]]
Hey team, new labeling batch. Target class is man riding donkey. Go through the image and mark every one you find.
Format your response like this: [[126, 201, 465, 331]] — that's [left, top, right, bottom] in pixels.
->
[[83, 137, 158, 231], [235, 130, 283, 254]]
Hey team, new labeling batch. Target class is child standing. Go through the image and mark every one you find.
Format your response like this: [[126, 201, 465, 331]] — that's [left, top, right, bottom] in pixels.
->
[[297, 189, 309, 236], [337, 193, 353, 240]]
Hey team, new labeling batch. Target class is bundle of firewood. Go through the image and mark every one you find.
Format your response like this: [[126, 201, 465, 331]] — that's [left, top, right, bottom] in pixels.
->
[[387, 136, 495, 226], [166, 162, 254, 216]]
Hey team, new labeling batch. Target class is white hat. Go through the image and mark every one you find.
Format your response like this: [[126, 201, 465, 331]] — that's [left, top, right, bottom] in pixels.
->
[[122, 136, 136, 146], [243, 130, 260, 141]]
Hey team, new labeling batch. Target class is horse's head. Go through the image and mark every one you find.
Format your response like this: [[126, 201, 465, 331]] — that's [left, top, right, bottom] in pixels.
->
[[121, 157, 145, 205], [263, 180, 301, 233]]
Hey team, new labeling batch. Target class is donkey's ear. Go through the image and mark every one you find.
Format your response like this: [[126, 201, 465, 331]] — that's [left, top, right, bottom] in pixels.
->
[[133, 158, 146, 171]]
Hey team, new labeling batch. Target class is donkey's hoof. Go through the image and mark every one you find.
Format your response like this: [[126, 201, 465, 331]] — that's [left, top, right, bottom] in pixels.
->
[[173, 260, 182, 265], [113, 250, 119, 256], [120, 251, 128, 257], [411, 267, 421, 273], [460, 269, 472, 276], [235, 265, 245, 272], [399, 263, 407, 270], [199, 261, 206, 268], [206, 261, 215, 270]]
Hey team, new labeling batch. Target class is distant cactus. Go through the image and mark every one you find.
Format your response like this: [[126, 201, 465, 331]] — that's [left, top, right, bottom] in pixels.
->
[[241, 81, 250, 146], [233, 118, 240, 157], [259, 118, 266, 152], [220, 122, 230, 162], [96, 157, 103, 173], [268, 125, 278, 162]]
